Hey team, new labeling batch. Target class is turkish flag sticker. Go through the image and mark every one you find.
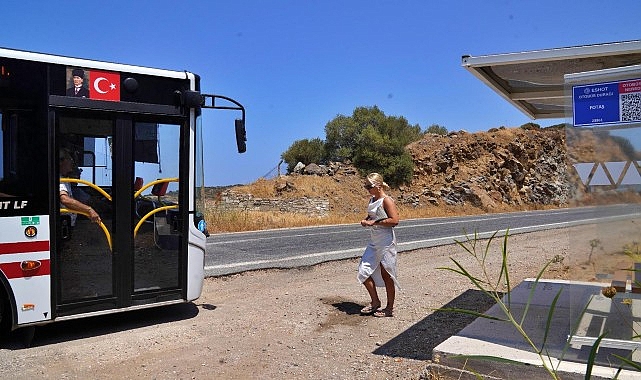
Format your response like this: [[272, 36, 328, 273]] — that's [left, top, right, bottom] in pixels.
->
[[89, 70, 120, 101]]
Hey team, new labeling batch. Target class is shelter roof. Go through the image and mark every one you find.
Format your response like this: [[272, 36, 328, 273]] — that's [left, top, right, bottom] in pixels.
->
[[462, 40, 641, 119]]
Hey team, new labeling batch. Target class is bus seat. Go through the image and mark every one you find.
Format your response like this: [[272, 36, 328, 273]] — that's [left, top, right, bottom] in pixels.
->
[[151, 182, 168, 197], [134, 177, 143, 192]]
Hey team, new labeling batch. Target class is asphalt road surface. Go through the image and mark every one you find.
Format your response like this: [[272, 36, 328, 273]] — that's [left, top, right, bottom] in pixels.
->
[[205, 205, 641, 276]]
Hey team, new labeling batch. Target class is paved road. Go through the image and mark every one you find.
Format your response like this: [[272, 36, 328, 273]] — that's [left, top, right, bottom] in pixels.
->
[[204, 205, 641, 276]]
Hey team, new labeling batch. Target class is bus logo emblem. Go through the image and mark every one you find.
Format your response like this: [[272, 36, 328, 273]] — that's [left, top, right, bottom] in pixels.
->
[[24, 226, 38, 238]]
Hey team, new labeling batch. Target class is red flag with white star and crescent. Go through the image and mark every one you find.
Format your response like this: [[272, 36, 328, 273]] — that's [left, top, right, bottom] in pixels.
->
[[89, 70, 120, 101]]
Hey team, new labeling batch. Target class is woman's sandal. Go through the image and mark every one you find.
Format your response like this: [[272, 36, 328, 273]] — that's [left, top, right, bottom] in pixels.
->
[[360, 304, 381, 315], [373, 308, 393, 317]]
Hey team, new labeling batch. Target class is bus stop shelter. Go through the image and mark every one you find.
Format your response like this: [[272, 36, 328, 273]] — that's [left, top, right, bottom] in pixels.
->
[[433, 41, 641, 379]]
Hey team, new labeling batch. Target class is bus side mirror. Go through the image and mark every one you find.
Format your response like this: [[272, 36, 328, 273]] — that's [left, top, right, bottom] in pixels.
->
[[235, 119, 247, 153]]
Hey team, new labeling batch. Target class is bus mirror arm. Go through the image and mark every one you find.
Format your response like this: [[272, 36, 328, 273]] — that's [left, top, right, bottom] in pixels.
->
[[199, 93, 247, 154]]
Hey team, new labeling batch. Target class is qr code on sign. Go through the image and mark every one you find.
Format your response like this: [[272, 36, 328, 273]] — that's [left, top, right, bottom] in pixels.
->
[[621, 92, 641, 121]]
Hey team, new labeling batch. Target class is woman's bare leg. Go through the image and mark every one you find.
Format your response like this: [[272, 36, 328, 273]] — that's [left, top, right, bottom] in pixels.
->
[[380, 266, 395, 312], [363, 277, 381, 308]]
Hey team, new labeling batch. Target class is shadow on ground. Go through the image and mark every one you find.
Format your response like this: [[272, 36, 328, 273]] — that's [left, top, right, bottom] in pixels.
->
[[331, 300, 363, 315], [373, 289, 497, 360], [318, 298, 367, 330], [1, 302, 202, 349]]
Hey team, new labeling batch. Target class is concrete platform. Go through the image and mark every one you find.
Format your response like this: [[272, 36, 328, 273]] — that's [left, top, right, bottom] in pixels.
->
[[433, 279, 641, 379]]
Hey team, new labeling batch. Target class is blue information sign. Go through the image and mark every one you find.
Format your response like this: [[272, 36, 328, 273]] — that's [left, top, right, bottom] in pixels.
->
[[573, 82, 620, 127], [573, 78, 641, 127]]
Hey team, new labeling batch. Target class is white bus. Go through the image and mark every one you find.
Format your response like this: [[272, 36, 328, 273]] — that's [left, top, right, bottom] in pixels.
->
[[0, 47, 246, 343]]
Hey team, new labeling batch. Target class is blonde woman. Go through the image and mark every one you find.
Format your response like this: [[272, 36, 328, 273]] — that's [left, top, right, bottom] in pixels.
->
[[358, 173, 400, 317]]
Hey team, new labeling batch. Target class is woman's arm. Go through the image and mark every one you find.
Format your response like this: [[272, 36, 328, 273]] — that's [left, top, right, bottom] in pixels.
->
[[374, 197, 399, 227]]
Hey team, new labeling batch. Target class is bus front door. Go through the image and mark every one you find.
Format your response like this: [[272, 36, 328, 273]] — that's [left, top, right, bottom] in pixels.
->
[[56, 114, 184, 314]]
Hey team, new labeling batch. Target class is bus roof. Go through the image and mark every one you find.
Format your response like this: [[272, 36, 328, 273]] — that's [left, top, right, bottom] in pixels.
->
[[0, 46, 191, 80], [462, 40, 641, 119]]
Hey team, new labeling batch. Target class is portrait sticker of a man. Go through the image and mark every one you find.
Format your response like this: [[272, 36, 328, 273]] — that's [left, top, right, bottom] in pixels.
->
[[66, 68, 90, 97]]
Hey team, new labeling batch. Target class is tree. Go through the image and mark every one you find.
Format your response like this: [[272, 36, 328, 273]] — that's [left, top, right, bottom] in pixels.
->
[[280, 106, 427, 186], [426, 124, 448, 135], [324, 106, 423, 186], [324, 114, 360, 162], [281, 138, 326, 172], [352, 125, 415, 186]]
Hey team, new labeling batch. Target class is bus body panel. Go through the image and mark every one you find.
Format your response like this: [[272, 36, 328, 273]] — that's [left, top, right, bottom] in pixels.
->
[[0, 47, 189, 80], [187, 234, 206, 301], [0, 215, 52, 325], [185, 85, 205, 302]]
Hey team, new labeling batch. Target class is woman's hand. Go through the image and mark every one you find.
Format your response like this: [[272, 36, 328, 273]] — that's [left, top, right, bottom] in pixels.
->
[[360, 219, 375, 227]]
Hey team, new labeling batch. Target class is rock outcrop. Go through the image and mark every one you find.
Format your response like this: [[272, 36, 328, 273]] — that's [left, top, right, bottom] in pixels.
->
[[400, 126, 568, 210]]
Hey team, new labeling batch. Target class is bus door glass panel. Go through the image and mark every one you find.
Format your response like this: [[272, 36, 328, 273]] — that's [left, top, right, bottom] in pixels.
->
[[133, 123, 180, 292], [58, 116, 114, 302]]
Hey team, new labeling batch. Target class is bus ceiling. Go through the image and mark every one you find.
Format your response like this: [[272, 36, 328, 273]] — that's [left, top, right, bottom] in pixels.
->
[[462, 40, 641, 120], [177, 90, 246, 154]]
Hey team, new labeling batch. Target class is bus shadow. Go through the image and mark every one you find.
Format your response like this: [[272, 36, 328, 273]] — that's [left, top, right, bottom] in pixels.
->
[[372, 289, 498, 360], [1, 302, 200, 349]]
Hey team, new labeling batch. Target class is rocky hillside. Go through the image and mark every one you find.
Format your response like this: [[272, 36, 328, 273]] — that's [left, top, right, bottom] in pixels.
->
[[226, 125, 575, 220], [398, 126, 568, 211]]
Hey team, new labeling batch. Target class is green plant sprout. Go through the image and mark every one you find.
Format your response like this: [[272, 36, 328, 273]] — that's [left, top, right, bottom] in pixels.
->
[[623, 241, 641, 262], [438, 229, 639, 379], [589, 238, 601, 263]]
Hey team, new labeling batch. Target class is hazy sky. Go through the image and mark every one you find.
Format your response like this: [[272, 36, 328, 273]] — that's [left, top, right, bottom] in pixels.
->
[[2, 1, 640, 185]]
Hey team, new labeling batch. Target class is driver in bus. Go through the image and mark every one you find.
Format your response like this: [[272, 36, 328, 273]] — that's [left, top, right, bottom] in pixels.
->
[[59, 149, 101, 225]]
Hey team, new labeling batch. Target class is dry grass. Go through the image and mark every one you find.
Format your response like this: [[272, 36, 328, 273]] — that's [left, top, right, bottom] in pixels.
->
[[204, 203, 560, 233], [205, 170, 372, 233], [202, 171, 453, 233], [205, 207, 358, 233], [203, 174, 561, 233]]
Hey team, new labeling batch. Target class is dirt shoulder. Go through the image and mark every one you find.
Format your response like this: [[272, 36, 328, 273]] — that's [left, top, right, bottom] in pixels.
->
[[0, 226, 607, 379]]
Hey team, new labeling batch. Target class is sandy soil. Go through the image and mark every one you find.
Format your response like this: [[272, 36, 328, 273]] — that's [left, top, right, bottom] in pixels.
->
[[0, 222, 638, 379]]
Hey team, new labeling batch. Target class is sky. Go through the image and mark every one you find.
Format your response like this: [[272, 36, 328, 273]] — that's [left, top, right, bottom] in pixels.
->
[[2, 1, 640, 186]]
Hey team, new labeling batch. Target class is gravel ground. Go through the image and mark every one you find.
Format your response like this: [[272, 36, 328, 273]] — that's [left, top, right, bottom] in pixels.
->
[[0, 224, 628, 379]]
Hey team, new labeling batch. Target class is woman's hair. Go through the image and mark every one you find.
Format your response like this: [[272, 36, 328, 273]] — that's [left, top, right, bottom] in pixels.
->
[[365, 173, 390, 190]]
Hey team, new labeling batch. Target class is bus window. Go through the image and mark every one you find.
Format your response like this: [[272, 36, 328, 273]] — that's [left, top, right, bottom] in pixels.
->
[[78, 137, 111, 187], [0, 112, 3, 186], [0, 111, 47, 212], [193, 113, 208, 235], [0, 113, 17, 196]]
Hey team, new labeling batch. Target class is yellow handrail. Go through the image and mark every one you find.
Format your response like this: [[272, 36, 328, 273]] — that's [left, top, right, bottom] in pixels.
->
[[61, 177, 180, 243], [134, 177, 179, 199], [134, 205, 179, 237], [60, 178, 112, 201], [60, 208, 112, 251]]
